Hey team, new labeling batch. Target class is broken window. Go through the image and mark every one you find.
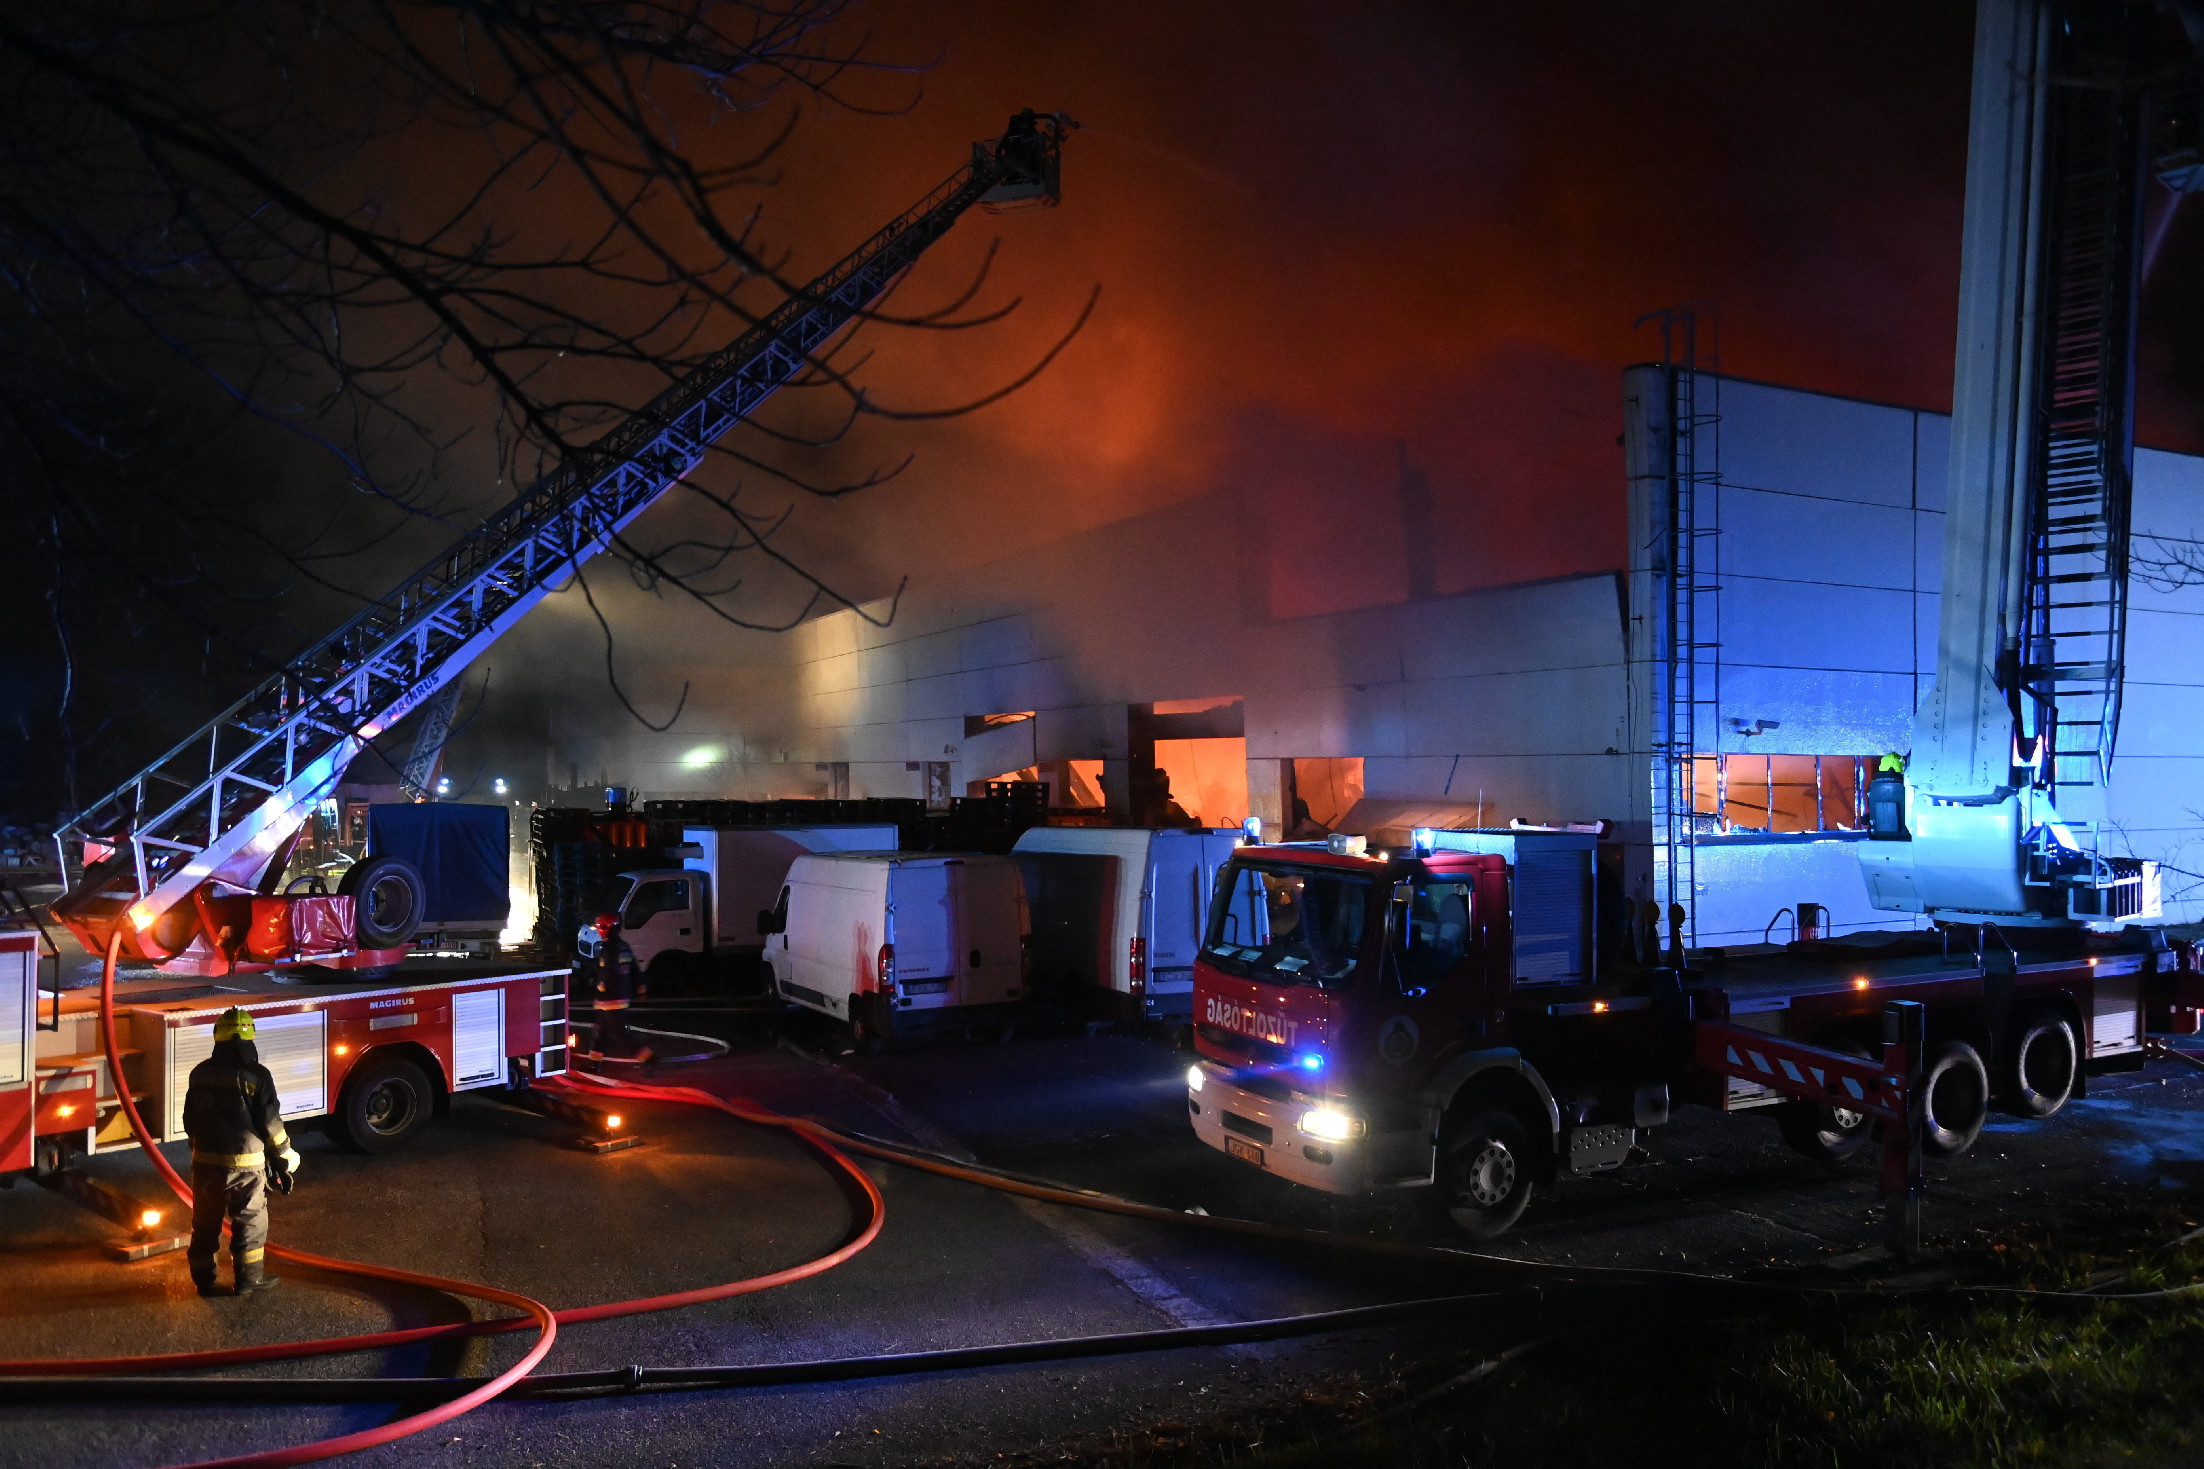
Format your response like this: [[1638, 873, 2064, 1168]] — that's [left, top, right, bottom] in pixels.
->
[[1689, 755, 1873, 834]]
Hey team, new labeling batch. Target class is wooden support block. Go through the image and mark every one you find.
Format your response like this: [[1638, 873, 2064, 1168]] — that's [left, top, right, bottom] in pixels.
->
[[578, 1133, 644, 1155], [108, 1232, 191, 1263]]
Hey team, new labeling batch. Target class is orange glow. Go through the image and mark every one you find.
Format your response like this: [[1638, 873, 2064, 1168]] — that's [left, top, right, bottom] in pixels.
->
[[604, 1114, 623, 1131], [55, 1103, 75, 1118], [1853, 978, 1871, 991], [334, 1043, 350, 1056], [140, 1209, 164, 1230], [1591, 1001, 1608, 1013]]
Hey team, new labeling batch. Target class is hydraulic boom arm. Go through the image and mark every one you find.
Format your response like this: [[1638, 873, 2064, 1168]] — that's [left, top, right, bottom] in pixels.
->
[[53, 112, 1076, 964]]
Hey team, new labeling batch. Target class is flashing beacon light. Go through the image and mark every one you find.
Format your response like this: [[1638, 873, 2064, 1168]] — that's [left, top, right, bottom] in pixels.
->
[[1242, 815, 1263, 843], [493, 778, 508, 795], [140, 1209, 164, 1230], [1296, 1051, 1326, 1073], [1412, 827, 1437, 857]]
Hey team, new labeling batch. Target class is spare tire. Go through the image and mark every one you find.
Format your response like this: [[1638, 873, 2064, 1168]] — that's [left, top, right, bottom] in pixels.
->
[[339, 855, 426, 949]]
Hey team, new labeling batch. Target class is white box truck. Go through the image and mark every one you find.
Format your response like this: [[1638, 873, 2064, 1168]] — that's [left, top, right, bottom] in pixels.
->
[[1012, 827, 1245, 1026], [575, 824, 899, 991], [760, 852, 1027, 1049]]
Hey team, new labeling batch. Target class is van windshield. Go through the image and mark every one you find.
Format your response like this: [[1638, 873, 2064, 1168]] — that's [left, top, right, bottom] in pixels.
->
[[1202, 862, 1372, 989]]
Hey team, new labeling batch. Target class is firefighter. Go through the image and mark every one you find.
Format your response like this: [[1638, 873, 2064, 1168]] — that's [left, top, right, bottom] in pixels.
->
[[588, 914, 653, 1063], [1879, 751, 1907, 775], [184, 1008, 300, 1297]]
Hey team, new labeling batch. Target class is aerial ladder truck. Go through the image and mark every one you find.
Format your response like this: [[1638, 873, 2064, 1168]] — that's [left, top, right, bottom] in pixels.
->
[[1183, 0, 2204, 1242], [2, 113, 1073, 1178]]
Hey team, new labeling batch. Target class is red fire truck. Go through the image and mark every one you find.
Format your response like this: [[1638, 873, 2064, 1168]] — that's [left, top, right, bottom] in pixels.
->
[[1185, 830, 2195, 1238], [2, 927, 568, 1178]]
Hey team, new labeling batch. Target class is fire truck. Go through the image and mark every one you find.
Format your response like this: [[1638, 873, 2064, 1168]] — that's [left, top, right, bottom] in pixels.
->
[[1187, 0, 2204, 1239], [2, 927, 568, 1175]]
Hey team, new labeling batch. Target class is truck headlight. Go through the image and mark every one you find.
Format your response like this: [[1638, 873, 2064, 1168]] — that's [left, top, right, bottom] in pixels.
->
[[1298, 1107, 1366, 1142], [1186, 1065, 1205, 1093]]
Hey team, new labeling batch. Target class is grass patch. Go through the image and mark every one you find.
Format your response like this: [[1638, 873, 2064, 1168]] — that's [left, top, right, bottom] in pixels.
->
[[930, 1209, 2204, 1469]]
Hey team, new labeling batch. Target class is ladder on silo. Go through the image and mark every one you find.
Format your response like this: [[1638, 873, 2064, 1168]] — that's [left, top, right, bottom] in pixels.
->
[[1641, 307, 1722, 948], [2017, 20, 2151, 822]]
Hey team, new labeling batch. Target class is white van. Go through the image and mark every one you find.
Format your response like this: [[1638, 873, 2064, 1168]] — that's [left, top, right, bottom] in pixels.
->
[[1011, 827, 1245, 1025], [761, 853, 1028, 1048]]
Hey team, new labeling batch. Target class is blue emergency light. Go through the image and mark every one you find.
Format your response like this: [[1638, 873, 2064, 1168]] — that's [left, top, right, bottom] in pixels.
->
[[1243, 815, 1263, 842], [1411, 826, 1437, 856], [1296, 1052, 1326, 1073]]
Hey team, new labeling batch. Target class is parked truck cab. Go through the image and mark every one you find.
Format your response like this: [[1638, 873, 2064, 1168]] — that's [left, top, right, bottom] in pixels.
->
[[1186, 831, 1630, 1239]]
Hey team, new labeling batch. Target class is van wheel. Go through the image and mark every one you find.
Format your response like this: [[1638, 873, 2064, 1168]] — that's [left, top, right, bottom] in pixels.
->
[[1432, 1108, 1536, 1240], [845, 995, 889, 1056], [2000, 1014, 2076, 1119], [1922, 1041, 1990, 1158], [328, 1053, 434, 1154]]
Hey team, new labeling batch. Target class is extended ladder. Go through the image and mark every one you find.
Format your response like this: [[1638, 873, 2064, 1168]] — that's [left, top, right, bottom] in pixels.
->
[[55, 114, 1073, 960]]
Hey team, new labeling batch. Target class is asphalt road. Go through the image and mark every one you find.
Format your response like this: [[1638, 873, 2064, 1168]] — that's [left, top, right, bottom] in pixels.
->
[[5, 1007, 2204, 1469]]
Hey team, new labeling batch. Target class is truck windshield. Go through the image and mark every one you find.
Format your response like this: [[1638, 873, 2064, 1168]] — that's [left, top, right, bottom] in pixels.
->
[[1202, 862, 1372, 988]]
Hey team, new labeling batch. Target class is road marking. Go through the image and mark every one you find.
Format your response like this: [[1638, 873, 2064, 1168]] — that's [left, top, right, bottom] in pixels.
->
[[790, 1044, 1269, 1352]]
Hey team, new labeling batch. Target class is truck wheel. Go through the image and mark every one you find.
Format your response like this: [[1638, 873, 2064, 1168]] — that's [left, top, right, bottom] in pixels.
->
[[2000, 1014, 2076, 1119], [1921, 1041, 1990, 1158], [1434, 1108, 1535, 1240], [339, 856, 426, 949], [1776, 1098, 1873, 1161], [845, 995, 889, 1056], [329, 1053, 434, 1154]]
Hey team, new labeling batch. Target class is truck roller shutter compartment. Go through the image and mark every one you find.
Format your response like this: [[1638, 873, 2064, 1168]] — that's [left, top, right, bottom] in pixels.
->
[[1512, 847, 1591, 986]]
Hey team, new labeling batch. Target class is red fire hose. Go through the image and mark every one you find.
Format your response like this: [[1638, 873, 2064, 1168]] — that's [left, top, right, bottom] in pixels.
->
[[0, 935, 886, 1468]]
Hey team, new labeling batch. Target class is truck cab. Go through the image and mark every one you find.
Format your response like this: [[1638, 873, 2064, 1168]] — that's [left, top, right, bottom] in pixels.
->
[[1187, 830, 1663, 1238], [575, 870, 698, 976]]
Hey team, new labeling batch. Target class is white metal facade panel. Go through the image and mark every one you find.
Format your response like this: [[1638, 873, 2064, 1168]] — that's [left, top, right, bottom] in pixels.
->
[[167, 1010, 328, 1139], [452, 988, 506, 1088], [0, 942, 29, 1087], [2090, 976, 2142, 1058]]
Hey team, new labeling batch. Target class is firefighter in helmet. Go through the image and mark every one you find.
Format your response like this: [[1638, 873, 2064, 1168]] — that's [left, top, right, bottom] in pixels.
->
[[183, 1008, 300, 1296]]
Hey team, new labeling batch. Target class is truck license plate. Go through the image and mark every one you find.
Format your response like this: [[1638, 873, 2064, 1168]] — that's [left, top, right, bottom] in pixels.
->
[[1225, 1136, 1262, 1166]]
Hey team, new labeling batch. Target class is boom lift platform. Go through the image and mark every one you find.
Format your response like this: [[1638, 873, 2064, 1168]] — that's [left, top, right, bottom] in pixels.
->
[[46, 113, 1076, 972]]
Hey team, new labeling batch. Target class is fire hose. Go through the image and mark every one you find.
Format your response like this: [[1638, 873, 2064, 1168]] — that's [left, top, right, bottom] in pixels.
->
[[0, 934, 886, 1467]]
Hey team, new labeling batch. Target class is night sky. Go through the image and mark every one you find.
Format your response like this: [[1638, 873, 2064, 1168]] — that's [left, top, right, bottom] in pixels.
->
[[717, 0, 2202, 626]]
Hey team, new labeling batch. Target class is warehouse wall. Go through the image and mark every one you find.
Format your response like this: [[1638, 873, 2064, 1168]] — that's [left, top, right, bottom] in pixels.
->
[[1631, 372, 2204, 944], [557, 491, 1636, 832]]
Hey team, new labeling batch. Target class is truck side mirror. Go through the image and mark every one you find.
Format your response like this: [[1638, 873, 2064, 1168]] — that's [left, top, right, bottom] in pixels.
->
[[757, 908, 781, 936]]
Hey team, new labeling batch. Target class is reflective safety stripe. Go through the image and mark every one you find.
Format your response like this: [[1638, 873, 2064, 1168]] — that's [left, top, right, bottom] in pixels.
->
[[192, 1150, 265, 1168], [595, 999, 632, 1010], [267, 1125, 291, 1150], [238, 1246, 265, 1264]]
